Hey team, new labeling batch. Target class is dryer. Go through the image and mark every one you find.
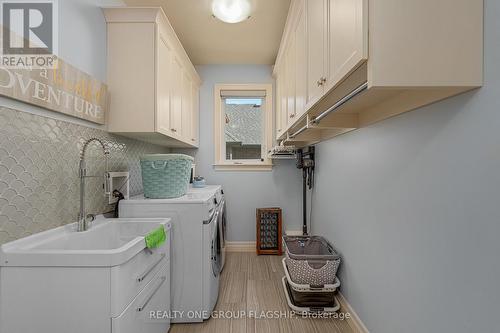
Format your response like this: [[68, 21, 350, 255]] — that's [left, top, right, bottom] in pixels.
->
[[119, 191, 221, 323], [189, 186, 226, 270]]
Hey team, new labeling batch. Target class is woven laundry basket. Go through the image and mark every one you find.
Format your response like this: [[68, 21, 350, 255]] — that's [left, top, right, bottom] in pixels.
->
[[140, 154, 193, 199]]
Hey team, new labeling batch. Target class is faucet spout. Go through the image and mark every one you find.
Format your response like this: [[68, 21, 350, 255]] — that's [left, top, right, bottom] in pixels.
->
[[78, 138, 110, 232]]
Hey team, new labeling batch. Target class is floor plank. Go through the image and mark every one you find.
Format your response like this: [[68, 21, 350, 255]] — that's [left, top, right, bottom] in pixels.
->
[[170, 252, 355, 333]]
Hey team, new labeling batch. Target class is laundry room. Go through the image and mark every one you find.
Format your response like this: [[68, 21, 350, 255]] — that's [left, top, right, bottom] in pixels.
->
[[0, 0, 496, 333]]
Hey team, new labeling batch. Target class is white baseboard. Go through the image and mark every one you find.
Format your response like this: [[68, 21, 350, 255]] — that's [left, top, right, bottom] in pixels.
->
[[285, 230, 303, 236], [337, 292, 369, 333], [225, 241, 256, 253]]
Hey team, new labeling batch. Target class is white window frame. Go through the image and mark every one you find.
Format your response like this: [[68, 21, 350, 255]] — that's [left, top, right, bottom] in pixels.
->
[[214, 83, 273, 171]]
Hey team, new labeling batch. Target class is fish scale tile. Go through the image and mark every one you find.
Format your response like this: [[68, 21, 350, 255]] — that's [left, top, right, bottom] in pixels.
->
[[0, 106, 169, 244]]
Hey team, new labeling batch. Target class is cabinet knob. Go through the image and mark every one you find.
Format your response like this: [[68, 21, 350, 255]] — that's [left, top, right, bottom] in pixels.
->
[[289, 114, 295, 118], [321, 77, 327, 83], [171, 128, 177, 132], [191, 138, 196, 141], [317, 79, 324, 86]]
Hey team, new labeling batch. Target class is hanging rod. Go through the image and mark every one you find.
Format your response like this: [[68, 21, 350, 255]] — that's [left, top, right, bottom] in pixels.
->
[[289, 124, 308, 139], [311, 81, 368, 124], [288, 81, 368, 139]]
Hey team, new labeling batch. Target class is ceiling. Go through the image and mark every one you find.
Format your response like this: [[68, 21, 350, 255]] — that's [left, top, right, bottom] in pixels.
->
[[123, 0, 291, 65]]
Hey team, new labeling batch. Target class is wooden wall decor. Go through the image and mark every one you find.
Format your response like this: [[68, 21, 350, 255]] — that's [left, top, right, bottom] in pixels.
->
[[256, 207, 282, 255], [0, 61, 107, 124]]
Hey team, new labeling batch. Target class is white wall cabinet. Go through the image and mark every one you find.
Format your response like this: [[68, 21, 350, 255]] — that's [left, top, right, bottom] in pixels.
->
[[274, 0, 307, 139], [274, 0, 483, 145], [305, 0, 327, 109], [285, 36, 296, 126], [325, 0, 368, 92], [104, 7, 201, 148], [304, 0, 368, 110], [294, 1, 307, 120]]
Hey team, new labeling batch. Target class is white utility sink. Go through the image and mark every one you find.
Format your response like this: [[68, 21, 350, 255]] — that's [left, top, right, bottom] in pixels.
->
[[0, 217, 170, 267]]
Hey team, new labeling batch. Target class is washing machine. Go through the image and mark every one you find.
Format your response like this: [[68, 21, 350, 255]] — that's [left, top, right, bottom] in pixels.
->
[[189, 185, 226, 270], [119, 190, 221, 323]]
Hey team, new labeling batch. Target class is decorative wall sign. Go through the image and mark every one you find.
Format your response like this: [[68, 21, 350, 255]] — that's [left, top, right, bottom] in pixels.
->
[[0, 59, 108, 124]]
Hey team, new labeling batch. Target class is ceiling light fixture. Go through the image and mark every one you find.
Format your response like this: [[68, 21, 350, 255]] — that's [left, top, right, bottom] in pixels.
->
[[211, 0, 252, 24]]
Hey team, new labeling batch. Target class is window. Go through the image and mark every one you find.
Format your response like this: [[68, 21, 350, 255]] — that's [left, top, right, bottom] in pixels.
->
[[214, 84, 273, 171]]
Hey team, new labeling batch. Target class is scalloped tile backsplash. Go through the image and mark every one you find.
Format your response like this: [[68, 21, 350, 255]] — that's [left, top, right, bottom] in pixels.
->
[[0, 107, 169, 244]]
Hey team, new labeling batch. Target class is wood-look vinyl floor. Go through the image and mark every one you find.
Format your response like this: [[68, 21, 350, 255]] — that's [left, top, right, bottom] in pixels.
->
[[170, 252, 358, 333]]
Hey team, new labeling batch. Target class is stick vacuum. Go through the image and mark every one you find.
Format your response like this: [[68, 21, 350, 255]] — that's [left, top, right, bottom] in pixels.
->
[[296, 146, 315, 235]]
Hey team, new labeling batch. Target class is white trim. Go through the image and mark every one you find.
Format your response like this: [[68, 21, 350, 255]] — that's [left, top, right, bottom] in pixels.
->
[[337, 292, 370, 333], [213, 164, 273, 172], [225, 241, 256, 253], [213, 83, 274, 170], [284, 230, 303, 236]]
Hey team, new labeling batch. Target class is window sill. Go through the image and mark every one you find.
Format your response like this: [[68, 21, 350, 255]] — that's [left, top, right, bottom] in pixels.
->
[[213, 163, 273, 171]]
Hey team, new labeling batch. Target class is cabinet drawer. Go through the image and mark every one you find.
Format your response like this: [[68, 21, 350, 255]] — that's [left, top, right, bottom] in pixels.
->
[[111, 241, 169, 317], [112, 263, 170, 333]]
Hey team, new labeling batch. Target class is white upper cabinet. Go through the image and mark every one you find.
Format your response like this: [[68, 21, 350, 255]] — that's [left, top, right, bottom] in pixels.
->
[[275, 65, 283, 136], [325, 0, 368, 92], [305, 0, 327, 109], [294, 1, 307, 119], [276, 62, 288, 138], [181, 70, 193, 140], [274, 0, 482, 146], [157, 35, 172, 136], [285, 35, 296, 126], [169, 53, 184, 138], [190, 83, 200, 145], [103, 7, 201, 148]]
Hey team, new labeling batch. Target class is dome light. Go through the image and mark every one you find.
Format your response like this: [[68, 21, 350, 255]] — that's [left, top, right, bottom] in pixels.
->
[[212, 0, 252, 24]]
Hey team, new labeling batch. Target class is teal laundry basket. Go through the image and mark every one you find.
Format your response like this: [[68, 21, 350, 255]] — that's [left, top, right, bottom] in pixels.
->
[[140, 154, 194, 199]]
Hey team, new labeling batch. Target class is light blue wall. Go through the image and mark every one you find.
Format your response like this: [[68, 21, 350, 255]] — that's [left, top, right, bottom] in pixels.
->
[[311, 2, 499, 332], [179, 65, 303, 242], [59, 0, 124, 83]]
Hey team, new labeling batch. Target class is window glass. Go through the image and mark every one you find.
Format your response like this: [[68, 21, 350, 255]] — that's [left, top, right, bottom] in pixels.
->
[[223, 97, 264, 161]]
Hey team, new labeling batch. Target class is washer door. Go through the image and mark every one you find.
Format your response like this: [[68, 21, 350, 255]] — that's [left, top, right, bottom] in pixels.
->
[[211, 211, 222, 277]]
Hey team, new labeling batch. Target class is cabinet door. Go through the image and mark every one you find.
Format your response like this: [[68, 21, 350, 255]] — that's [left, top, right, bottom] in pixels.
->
[[275, 71, 284, 139], [326, 0, 368, 91], [190, 84, 199, 145], [286, 36, 296, 126], [294, 0, 307, 119], [181, 70, 192, 141], [306, 0, 327, 108], [156, 35, 172, 135], [279, 65, 288, 134], [170, 55, 183, 136]]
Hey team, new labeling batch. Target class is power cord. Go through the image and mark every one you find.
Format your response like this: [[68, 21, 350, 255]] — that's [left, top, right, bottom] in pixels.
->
[[113, 190, 125, 218]]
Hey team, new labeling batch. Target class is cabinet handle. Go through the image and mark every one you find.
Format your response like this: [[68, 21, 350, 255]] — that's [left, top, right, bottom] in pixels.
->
[[136, 276, 167, 312], [137, 253, 166, 282], [171, 128, 177, 132]]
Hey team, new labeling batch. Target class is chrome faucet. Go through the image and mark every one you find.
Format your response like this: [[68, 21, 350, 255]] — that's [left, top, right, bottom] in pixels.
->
[[78, 138, 110, 232]]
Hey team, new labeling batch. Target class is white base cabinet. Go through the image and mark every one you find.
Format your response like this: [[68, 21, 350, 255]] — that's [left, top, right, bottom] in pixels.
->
[[112, 264, 170, 333], [0, 241, 171, 333]]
